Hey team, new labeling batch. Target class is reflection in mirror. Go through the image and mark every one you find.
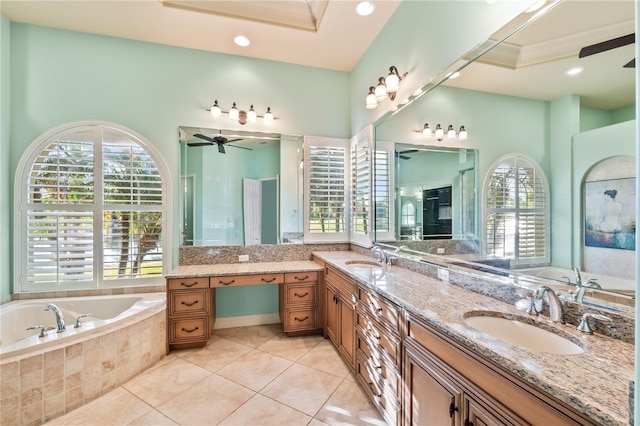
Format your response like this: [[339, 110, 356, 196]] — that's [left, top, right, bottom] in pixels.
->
[[374, 0, 636, 312], [179, 127, 303, 246]]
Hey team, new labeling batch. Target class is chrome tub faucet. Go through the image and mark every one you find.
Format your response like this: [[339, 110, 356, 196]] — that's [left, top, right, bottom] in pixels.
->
[[45, 303, 66, 332]]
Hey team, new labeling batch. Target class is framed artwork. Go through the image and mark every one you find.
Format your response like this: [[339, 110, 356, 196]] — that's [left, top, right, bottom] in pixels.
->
[[584, 177, 636, 250]]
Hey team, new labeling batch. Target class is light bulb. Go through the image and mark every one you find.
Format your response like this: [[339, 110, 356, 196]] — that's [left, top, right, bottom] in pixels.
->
[[210, 100, 221, 118], [366, 86, 378, 109], [264, 107, 273, 122], [247, 105, 257, 122], [458, 126, 468, 140], [447, 124, 456, 138], [435, 124, 444, 140], [422, 123, 432, 137], [229, 102, 239, 120], [385, 71, 400, 93]]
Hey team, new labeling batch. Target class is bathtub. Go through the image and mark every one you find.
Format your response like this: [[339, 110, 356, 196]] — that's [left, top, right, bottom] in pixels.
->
[[518, 266, 635, 294], [0, 292, 167, 425]]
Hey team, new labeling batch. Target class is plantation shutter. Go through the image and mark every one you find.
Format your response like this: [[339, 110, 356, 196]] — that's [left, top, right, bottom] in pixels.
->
[[373, 141, 395, 242], [350, 127, 373, 246]]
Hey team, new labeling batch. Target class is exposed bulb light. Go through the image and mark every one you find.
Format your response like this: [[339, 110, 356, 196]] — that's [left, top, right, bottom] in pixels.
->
[[366, 86, 378, 109], [247, 105, 257, 122], [458, 126, 468, 140], [447, 124, 457, 138], [229, 102, 239, 120], [385, 66, 407, 101], [365, 66, 408, 109], [263, 107, 273, 122], [422, 123, 432, 137], [234, 35, 251, 47], [210, 100, 222, 118], [434, 124, 444, 141], [356, 1, 375, 16], [566, 66, 584, 76], [375, 77, 387, 101]]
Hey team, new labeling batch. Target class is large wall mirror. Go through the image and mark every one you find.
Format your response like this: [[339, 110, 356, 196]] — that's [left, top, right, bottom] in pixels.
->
[[179, 126, 303, 246], [374, 0, 636, 312]]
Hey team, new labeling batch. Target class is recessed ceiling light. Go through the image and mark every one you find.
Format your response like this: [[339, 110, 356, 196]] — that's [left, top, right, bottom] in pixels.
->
[[356, 1, 375, 16], [446, 71, 461, 79], [566, 67, 584, 76], [234, 35, 251, 47]]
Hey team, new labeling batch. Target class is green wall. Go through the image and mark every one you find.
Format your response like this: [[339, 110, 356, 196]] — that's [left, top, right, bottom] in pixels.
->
[[0, 14, 10, 304]]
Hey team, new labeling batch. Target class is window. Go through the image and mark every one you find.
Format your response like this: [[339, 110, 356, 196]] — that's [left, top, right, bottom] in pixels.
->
[[303, 136, 349, 242], [373, 141, 395, 242], [350, 126, 373, 246], [15, 122, 169, 292], [484, 154, 549, 266]]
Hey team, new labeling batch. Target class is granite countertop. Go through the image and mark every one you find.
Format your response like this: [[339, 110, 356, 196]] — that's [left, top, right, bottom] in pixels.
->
[[313, 251, 633, 426], [165, 260, 324, 279]]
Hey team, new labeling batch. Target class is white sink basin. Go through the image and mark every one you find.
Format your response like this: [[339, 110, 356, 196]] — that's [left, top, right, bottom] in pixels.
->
[[344, 260, 384, 269], [464, 314, 584, 355]]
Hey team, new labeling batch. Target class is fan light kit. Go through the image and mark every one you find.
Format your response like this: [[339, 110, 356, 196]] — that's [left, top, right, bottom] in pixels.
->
[[208, 100, 275, 125], [417, 123, 468, 141], [365, 66, 408, 109]]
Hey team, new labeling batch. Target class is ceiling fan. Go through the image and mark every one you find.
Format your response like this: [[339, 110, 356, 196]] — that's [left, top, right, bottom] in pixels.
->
[[396, 149, 418, 160], [187, 133, 252, 154], [579, 33, 635, 68]]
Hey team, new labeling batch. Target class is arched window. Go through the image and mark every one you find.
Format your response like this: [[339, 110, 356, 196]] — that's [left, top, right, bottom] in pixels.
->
[[15, 122, 170, 292], [484, 154, 549, 266]]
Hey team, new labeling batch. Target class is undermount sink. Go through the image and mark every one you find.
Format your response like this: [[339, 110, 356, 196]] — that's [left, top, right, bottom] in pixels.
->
[[464, 313, 584, 355], [344, 260, 384, 269]]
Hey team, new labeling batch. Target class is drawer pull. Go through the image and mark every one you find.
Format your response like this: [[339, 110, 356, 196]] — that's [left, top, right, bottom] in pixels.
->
[[294, 275, 309, 281], [294, 316, 309, 322], [219, 279, 235, 286], [294, 292, 309, 298], [367, 327, 381, 340], [369, 302, 383, 313], [180, 281, 198, 288], [369, 356, 382, 370], [181, 326, 199, 333], [181, 300, 199, 307], [261, 277, 277, 283], [367, 382, 382, 398]]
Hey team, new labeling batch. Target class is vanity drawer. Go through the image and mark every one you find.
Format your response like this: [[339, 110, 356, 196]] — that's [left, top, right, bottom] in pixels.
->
[[169, 317, 209, 344], [283, 307, 318, 331], [325, 266, 355, 295], [358, 286, 400, 333], [357, 331, 401, 396], [355, 351, 400, 426], [283, 282, 316, 306], [357, 311, 401, 365], [285, 271, 318, 283], [210, 273, 284, 287], [167, 277, 209, 290], [170, 290, 210, 316]]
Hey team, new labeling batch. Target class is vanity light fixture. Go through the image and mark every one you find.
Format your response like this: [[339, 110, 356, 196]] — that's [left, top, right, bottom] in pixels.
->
[[422, 123, 432, 137], [447, 124, 457, 138], [366, 86, 378, 109], [458, 126, 468, 140], [434, 124, 445, 140], [416, 123, 468, 141], [207, 101, 276, 125], [375, 77, 388, 101], [365, 65, 408, 109]]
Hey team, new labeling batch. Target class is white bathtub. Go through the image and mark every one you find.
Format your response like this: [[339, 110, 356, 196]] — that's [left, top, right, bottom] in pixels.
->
[[518, 266, 635, 293], [0, 293, 166, 357]]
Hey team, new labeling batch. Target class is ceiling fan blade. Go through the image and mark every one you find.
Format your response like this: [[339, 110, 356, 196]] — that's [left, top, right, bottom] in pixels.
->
[[218, 143, 226, 154], [186, 141, 214, 147], [193, 133, 217, 143], [579, 33, 635, 58], [227, 144, 252, 151], [624, 58, 635, 68]]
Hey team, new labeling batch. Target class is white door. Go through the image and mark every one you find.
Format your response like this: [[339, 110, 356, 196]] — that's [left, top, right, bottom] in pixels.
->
[[244, 178, 262, 245]]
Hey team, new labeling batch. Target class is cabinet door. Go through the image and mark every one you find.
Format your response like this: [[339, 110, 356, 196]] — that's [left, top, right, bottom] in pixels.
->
[[338, 296, 355, 367], [325, 284, 339, 344], [464, 394, 529, 426], [404, 343, 461, 426]]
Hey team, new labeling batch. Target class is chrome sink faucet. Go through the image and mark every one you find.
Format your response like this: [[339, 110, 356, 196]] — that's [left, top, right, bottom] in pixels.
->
[[371, 245, 388, 264], [45, 303, 66, 332], [535, 286, 564, 323]]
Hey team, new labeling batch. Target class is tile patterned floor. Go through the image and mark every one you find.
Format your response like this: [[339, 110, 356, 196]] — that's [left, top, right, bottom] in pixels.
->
[[45, 324, 387, 426]]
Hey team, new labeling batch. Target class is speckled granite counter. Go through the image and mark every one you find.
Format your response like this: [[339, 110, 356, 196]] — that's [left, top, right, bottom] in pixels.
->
[[166, 260, 323, 279], [313, 251, 633, 426]]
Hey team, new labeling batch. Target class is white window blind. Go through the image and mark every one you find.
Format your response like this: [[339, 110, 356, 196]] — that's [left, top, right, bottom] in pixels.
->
[[21, 125, 165, 290], [351, 135, 370, 236], [485, 155, 548, 265], [373, 141, 395, 242]]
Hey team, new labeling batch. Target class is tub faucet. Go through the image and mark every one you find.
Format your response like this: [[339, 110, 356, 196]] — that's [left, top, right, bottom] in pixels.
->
[[571, 266, 582, 286], [45, 303, 66, 332], [535, 286, 564, 323]]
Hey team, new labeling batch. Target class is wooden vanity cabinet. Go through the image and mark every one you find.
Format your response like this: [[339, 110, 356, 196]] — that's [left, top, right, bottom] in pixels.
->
[[279, 271, 320, 334], [324, 266, 356, 369], [166, 277, 215, 353]]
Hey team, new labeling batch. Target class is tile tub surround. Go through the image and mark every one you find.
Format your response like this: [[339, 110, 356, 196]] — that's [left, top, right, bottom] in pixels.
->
[[178, 243, 350, 265], [10, 285, 167, 301], [0, 302, 166, 425], [314, 251, 634, 426]]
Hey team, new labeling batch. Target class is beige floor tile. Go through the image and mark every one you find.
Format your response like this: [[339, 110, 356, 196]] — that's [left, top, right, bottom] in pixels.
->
[[180, 337, 253, 372], [157, 374, 254, 425], [123, 358, 211, 407], [217, 349, 293, 391], [46, 388, 151, 425], [219, 394, 311, 425], [308, 419, 330, 426], [260, 363, 343, 417], [128, 409, 178, 425], [257, 334, 324, 361], [314, 378, 387, 426], [297, 340, 351, 378], [214, 324, 283, 348]]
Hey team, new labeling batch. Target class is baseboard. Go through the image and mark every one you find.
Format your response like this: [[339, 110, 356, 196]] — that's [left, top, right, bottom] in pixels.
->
[[214, 313, 281, 329]]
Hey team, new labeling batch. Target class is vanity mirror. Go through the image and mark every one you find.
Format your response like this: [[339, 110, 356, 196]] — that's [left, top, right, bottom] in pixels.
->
[[179, 126, 303, 246], [374, 0, 636, 310]]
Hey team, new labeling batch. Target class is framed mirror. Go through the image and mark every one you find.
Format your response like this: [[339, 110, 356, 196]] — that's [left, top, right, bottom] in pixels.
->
[[374, 0, 636, 311], [179, 126, 303, 246]]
